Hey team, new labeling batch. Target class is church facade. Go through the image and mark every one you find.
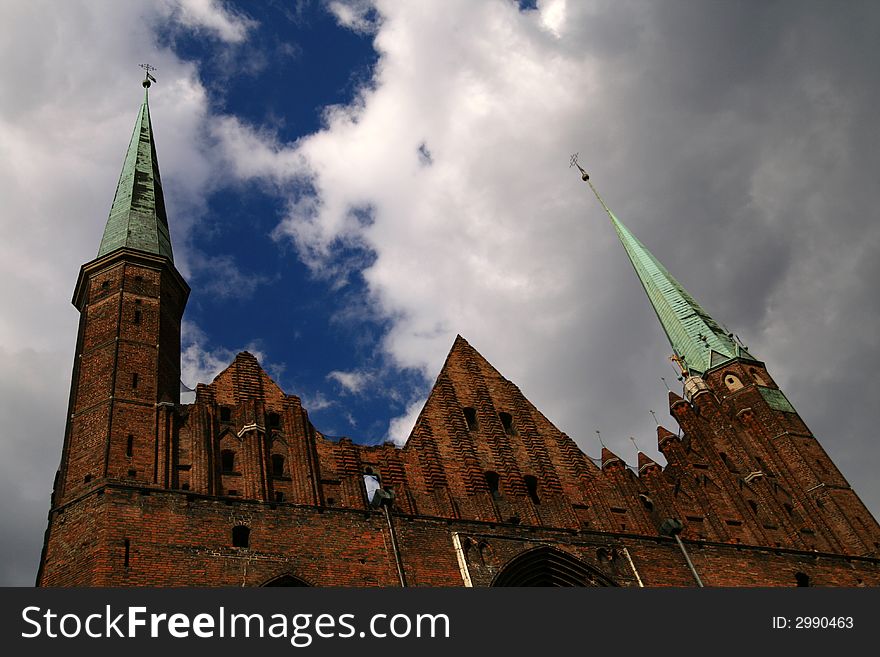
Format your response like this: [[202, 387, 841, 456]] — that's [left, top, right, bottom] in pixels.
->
[[37, 85, 880, 587]]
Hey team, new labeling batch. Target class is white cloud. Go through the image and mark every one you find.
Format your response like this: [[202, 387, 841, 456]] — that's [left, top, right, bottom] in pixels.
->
[[161, 0, 257, 43], [539, 0, 567, 37], [327, 0, 380, 34], [189, 252, 272, 299], [387, 397, 425, 446], [327, 369, 373, 394], [181, 320, 274, 387], [300, 391, 336, 412]]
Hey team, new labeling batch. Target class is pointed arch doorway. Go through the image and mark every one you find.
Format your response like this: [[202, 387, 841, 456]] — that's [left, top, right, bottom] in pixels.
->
[[261, 574, 311, 587], [491, 546, 616, 587]]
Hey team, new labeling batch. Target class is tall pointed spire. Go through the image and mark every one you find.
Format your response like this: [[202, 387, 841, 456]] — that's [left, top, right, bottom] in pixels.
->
[[97, 73, 173, 262], [573, 160, 754, 375]]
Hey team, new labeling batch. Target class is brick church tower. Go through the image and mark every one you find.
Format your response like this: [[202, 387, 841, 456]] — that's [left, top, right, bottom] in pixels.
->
[[38, 87, 880, 587]]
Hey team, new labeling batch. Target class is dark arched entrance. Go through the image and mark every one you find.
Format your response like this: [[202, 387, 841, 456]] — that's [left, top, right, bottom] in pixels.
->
[[491, 546, 616, 587], [262, 574, 310, 587]]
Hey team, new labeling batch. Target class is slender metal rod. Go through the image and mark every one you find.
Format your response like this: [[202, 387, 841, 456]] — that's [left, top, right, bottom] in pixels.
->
[[383, 504, 407, 587], [451, 533, 474, 587], [674, 534, 705, 587], [622, 547, 644, 588]]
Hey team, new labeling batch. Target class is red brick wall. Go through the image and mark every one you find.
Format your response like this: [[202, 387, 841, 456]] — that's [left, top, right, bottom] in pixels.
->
[[39, 264, 880, 586], [39, 484, 880, 587]]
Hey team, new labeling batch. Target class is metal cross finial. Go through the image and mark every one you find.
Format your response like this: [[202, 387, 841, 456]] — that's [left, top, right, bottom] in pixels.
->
[[139, 63, 158, 88], [670, 353, 689, 378], [649, 409, 660, 425], [569, 153, 590, 181], [595, 429, 605, 448], [629, 436, 641, 452]]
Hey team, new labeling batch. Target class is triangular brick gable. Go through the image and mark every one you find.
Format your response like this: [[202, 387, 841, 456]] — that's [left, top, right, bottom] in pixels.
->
[[207, 351, 288, 407]]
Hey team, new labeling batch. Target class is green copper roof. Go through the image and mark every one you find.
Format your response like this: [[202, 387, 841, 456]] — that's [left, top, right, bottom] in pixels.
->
[[97, 89, 173, 261], [758, 386, 796, 413], [587, 181, 750, 375]]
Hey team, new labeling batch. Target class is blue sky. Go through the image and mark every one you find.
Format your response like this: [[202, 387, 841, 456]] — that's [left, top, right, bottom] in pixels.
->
[[160, 3, 411, 441], [2, 0, 880, 585]]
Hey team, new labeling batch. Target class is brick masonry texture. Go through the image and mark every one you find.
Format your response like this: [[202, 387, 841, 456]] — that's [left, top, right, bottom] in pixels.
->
[[37, 251, 880, 587]]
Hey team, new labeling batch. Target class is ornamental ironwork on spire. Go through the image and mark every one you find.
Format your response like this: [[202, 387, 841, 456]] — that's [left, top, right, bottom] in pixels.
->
[[571, 156, 756, 375], [97, 68, 173, 262]]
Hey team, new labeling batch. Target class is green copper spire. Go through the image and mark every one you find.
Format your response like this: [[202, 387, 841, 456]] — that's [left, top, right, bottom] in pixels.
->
[[97, 79, 173, 262], [573, 161, 753, 375]]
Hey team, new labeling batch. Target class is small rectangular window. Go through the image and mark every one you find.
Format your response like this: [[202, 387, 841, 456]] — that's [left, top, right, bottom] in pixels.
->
[[524, 475, 540, 504], [232, 525, 250, 548], [463, 407, 478, 431], [499, 412, 516, 435], [132, 373, 139, 389], [133, 310, 141, 325], [484, 471, 500, 499], [126, 434, 134, 457], [220, 406, 232, 423]]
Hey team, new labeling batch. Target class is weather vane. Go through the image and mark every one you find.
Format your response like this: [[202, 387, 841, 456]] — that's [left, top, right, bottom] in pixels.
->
[[139, 63, 158, 88], [569, 152, 590, 181]]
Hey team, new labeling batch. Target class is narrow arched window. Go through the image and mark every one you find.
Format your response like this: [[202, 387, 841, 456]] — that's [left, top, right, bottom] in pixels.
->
[[268, 412, 281, 428], [126, 434, 134, 458], [271, 454, 285, 477], [499, 412, 516, 435], [485, 471, 501, 499], [723, 373, 743, 391], [463, 407, 478, 431], [795, 572, 810, 587], [219, 406, 232, 423], [363, 467, 380, 505], [232, 525, 250, 548], [221, 450, 236, 474], [524, 475, 540, 504], [133, 309, 141, 325]]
